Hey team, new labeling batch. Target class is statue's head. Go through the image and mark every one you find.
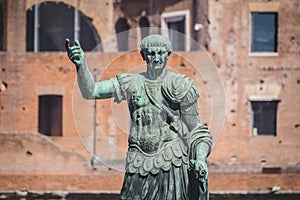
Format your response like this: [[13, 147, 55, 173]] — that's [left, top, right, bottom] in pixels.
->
[[140, 35, 172, 71]]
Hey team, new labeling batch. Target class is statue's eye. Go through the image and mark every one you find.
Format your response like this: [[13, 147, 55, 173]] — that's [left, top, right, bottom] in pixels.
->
[[150, 52, 155, 56]]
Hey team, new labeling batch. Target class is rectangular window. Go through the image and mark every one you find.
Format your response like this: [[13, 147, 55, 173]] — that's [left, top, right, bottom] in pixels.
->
[[161, 10, 190, 51], [251, 12, 278, 52], [251, 101, 278, 136], [0, 0, 5, 51], [168, 19, 185, 51], [38, 95, 62, 136]]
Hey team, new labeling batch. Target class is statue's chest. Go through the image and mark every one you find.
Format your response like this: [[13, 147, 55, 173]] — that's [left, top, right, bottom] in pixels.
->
[[129, 81, 165, 127], [128, 81, 180, 153], [145, 82, 163, 104], [128, 81, 164, 109]]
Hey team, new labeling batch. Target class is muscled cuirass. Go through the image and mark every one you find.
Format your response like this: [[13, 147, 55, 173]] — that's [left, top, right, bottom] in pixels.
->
[[123, 76, 188, 176], [113, 72, 200, 176], [128, 79, 179, 153]]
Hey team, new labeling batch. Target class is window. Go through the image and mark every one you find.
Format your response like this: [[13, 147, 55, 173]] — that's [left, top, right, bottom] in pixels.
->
[[161, 10, 190, 51], [251, 12, 278, 52], [168, 19, 185, 51], [139, 16, 149, 39], [251, 101, 279, 136], [115, 17, 130, 51], [0, 0, 5, 51], [38, 95, 62, 136], [26, 2, 102, 52]]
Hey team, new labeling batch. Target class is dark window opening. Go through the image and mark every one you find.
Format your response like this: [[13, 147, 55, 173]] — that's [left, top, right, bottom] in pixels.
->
[[39, 2, 74, 51], [79, 13, 102, 51], [26, 2, 102, 52], [251, 101, 279, 136], [262, 167, 281, 174], [139, 17, 149, 39], [115, 17, 130, 51], [168, 18, 185, 51], [26, 5, 34, 51], [38, 95, 62, 136], [0, 0, 5, 51], [251, 12, 278, 52]]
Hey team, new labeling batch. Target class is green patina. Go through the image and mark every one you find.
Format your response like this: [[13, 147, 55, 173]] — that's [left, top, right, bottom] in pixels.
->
[[66, 35, 212, 200]]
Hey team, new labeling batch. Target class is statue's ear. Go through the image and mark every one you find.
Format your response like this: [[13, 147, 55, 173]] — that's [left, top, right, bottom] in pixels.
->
[[167, 51, 171, 59], [140, 50, 146, 61]]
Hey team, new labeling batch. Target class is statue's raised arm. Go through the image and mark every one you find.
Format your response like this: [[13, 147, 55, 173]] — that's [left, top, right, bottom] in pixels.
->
[[65, 39, 115, 99]]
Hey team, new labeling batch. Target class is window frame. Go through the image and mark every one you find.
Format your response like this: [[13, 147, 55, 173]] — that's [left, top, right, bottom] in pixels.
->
[[161, 10, 190, 51]]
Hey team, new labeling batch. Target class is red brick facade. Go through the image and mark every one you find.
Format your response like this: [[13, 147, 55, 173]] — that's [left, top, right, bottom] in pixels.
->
[[0, 0, 299, 193]]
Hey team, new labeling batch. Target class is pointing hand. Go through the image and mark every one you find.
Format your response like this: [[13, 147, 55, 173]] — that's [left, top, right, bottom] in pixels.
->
[[65, 39, 85, 67]]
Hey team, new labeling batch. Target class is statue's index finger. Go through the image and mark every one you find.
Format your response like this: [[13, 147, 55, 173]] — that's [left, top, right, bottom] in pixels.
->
[[65, 38, 70, 50], [74, 40, 81, 48]]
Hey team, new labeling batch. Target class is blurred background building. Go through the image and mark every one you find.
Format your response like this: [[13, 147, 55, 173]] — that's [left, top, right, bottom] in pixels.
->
[[0, 0, 299, 199]]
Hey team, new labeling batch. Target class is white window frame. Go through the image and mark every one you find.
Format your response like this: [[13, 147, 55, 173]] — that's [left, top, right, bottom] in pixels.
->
[[161, 10, 190, 51]]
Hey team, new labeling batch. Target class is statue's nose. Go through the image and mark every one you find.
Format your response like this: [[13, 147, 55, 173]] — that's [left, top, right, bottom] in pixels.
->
[[153, 53, 160, 62], [153, 58, 160, 63]]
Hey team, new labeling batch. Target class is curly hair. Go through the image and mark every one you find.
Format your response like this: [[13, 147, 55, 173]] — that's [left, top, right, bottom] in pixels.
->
[[140, 35, 171, 52]]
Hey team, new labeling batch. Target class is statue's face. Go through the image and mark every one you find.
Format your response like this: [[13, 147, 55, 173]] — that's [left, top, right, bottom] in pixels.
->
[[143, 46, 170, 70]]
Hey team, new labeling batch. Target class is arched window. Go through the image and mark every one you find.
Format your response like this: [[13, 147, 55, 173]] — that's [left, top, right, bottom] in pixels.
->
[[139, 16, 149, 39], [26, 2, 102, 52], [115, 17, 130, 51]]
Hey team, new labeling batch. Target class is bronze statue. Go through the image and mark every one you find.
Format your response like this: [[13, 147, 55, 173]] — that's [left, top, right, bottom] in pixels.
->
[[66, 35, 212, 199]]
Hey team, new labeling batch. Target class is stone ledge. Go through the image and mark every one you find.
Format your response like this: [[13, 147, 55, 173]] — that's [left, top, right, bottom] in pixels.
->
[[0, 190, 299, 200]]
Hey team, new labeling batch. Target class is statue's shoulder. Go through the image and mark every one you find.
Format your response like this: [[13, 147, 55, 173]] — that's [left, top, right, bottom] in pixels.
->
[[162, 71, 195, 103], [164, 71, 192, 82], [116, 73, 144, 93], [116, 73, 143, 82]]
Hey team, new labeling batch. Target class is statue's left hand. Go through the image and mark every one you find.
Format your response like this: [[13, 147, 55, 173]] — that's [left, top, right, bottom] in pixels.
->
[[190, 158, 208, 182]]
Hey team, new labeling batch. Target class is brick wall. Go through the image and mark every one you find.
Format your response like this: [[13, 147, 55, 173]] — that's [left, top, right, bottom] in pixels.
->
[[0, 0, 299, 192]]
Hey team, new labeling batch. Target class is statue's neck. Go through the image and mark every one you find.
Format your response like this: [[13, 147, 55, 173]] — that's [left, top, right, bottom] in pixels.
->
[[145, 67, 167, 80]]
